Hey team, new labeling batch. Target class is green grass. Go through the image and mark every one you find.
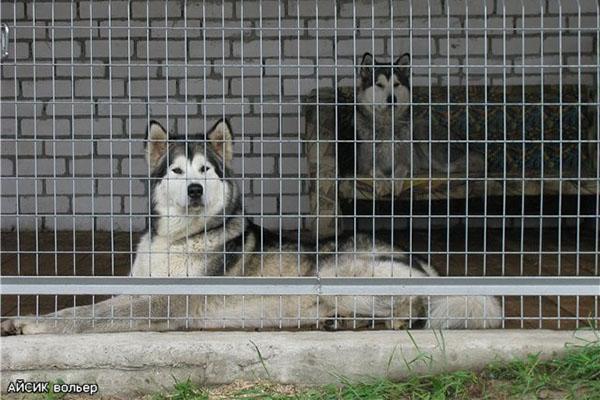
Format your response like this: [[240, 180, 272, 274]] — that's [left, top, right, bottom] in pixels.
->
[[485, 337, 600, 399], [150, 336, 600, 400], [151, 379, 209, 400], [43, 379, 66, 400]]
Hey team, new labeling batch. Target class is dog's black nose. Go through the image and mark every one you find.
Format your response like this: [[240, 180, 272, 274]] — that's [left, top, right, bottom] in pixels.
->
[[387, 95, 397, 104], [187, 184, 203, 199]]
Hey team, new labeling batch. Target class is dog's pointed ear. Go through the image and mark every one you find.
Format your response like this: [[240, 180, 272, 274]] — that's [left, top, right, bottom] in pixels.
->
[[207, 119, 233, 162], [146, 120, 168, 170], [360, 52, 374, 79], [395, 52, 410, 66]]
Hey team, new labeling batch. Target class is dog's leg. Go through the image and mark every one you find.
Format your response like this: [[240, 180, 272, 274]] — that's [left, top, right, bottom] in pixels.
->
[[189, 296, 322, 330], [392, 164, 407, 197], [1, 295, 185, 335], [320, 295, 424, 330], [1, 295, 323, 335], [318, 256, 427, 330], [389, 140, 411, 198], [357, 141, 374, 176]]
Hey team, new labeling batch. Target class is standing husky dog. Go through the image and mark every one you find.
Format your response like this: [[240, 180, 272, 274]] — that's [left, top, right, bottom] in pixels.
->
[[1, 119, 501, 335], [355, 52, 481, 194]]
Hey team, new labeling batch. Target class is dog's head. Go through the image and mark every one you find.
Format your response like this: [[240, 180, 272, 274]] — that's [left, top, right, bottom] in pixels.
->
[[145, 119, 239, 237], [357, 52, 410, 114]]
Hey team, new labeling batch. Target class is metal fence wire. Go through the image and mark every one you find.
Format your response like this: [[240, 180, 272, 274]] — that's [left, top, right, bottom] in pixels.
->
[[0, 0, 598, 333]]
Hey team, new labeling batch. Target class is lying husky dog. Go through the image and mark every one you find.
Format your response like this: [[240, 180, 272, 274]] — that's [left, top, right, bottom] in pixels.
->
[[355, 52, 483, 194], [1, 120, 501, 335]]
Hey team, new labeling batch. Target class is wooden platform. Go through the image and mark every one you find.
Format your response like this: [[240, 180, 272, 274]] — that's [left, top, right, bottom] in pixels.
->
[[1, 228, 598, 330]]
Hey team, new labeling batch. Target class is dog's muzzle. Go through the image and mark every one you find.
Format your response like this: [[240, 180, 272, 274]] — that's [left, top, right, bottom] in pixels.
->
[[187, 183, 204, 205]]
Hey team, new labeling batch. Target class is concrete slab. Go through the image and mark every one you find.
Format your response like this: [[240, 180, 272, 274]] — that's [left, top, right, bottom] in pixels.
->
[[1, 330, 596, 396]]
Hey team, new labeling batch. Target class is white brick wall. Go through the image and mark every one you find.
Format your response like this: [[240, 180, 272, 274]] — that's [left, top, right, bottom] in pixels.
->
[[1, 0, 597, 231]]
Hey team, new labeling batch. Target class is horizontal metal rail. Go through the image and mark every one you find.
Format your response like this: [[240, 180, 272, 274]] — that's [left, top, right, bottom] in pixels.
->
[[1, 277, 598, 296]]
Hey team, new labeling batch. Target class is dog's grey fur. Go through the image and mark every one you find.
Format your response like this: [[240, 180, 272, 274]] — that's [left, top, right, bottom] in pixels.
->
[[355, 52, 414, 194], [1, 119, 501, 335]]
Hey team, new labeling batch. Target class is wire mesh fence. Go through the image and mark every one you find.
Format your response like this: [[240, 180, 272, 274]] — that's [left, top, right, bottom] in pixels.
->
[[0, 0, 598, 333]]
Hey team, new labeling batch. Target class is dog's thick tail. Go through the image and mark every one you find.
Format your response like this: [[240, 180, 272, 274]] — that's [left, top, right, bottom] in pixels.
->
[[427, 295, 502, 329]]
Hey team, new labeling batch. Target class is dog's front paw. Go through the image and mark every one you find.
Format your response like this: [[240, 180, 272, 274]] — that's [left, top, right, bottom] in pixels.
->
[[392, 180, 404, 197], [373, 180, 390, 198], [322, 318, 339, 331], [322, 318, 362, 330], [385, 318, 408, 330], [1, 318, 60, 335], [1, 319, 23, 336]]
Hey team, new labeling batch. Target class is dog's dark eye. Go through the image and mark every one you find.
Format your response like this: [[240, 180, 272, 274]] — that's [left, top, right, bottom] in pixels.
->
[[172, 167, 183, 174], [376, 83, 385, 88], [394, 82, 400, 87], [199, 166, 210, 173]]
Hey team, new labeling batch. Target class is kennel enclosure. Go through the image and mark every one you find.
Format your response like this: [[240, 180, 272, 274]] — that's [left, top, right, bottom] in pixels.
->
[[0, 0, 599, 330]]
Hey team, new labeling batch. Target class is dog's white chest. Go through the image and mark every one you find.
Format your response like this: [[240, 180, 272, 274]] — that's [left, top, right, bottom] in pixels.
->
[[131, 233, 212, 277]]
